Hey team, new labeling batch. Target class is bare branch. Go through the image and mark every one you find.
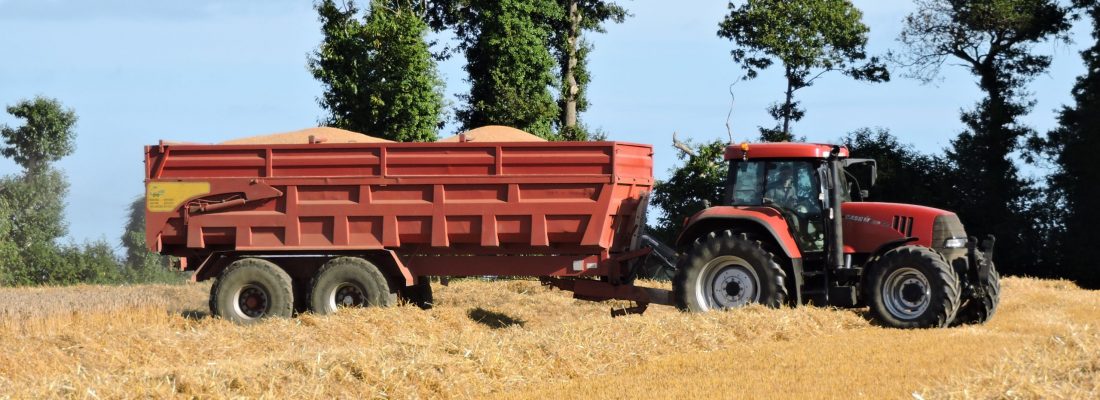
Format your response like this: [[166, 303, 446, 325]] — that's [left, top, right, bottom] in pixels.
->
[[672, 132, 697, 157]]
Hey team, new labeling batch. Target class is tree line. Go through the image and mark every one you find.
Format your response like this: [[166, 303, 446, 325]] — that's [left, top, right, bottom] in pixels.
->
[[0, 98, 179, 285], [1, 0, 1096, 288], [309, 0, 626, 141]]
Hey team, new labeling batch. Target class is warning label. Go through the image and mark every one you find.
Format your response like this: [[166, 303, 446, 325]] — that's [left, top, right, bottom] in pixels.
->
[[146, 182, 211, 212]]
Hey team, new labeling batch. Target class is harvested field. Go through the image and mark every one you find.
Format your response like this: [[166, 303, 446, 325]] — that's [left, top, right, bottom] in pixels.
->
[[0, 277, 1096, 399]]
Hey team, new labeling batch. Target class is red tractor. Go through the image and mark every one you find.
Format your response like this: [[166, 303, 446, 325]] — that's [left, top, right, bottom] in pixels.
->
[[672, 142, 999, 328]]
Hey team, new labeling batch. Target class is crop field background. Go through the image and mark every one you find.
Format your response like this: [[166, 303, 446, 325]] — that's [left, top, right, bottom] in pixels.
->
[[0, 277, 1097, 399]]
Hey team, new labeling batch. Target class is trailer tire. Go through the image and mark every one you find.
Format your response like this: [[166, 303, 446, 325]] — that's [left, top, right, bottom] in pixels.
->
[[865, 246, 960, 328], [673, 230, 787, 311], [309, 257, 396, 315], [399, 277, 434, 309], [209, 258, 295, 324], [951, 253, 1000, 326]]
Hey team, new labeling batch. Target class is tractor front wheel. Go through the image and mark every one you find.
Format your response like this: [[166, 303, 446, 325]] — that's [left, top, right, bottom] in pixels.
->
[[673, 230, 788, 311], [865, 246, 961, 328]]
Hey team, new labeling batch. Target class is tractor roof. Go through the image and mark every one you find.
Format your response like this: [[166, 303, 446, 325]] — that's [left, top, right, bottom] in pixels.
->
[[724, 142, 850, 160]]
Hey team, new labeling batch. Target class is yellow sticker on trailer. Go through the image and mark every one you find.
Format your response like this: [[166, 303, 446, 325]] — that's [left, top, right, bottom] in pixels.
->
[[146, 182, 210, 212]]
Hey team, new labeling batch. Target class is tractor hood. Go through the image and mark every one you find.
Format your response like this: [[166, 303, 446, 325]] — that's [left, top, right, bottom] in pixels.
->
[[842, 202, 958, 253]]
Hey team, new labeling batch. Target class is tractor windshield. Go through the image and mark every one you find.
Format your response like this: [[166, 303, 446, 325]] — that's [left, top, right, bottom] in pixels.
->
[[728, 160, 826, 252]]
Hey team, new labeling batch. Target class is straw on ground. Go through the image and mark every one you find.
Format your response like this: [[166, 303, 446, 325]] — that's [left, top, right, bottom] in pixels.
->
[[0, 277, 1096, 399]]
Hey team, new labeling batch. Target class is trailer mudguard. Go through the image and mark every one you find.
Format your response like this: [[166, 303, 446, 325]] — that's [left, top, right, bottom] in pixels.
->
[[676, 206, 802, 260]]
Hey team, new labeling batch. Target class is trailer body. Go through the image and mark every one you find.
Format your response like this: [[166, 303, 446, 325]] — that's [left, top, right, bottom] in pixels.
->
[[145, 141, 654, 286]]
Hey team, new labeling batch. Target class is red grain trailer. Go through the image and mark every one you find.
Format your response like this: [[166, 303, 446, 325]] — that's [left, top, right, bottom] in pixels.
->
[[145, 140, 661, 323]]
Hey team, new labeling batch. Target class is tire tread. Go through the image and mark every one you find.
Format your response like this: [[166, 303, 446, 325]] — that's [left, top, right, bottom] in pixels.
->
[[673, 230, 787, 311]]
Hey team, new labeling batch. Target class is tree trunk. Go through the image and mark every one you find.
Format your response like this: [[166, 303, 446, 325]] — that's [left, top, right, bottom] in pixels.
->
[[562, 0, 581, 129], [782, 66, 795, 140]]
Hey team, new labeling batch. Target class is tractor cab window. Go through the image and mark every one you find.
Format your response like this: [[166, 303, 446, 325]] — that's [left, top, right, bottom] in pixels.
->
[[730, 161, 766, 205], [729, 160, 826, 252]]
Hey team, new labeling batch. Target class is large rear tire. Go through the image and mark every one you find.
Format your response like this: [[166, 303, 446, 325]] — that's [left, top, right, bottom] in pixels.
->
[[308, 257, 396, 315], [209, 258, 295, 325], [951, 253, 1000, 326], [673, 230, 787, 311], [865, 246, 960, 328]]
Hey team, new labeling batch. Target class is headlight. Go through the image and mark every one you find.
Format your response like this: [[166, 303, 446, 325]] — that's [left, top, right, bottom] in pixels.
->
[[943, 237, 967, 248]]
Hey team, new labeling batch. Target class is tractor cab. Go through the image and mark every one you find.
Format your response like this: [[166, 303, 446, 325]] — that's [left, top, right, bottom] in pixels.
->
[[723, 142, 858, 259]]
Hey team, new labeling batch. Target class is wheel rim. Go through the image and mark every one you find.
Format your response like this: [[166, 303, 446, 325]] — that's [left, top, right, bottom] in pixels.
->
[[328, 282, 368, 310], [233, 283, 270, 320], [695, 256, 760, 311], [882, 267, 931, 320]]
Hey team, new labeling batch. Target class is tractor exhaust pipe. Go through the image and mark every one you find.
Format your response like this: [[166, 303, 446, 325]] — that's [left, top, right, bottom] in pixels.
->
[[827, 146, 846, 277]]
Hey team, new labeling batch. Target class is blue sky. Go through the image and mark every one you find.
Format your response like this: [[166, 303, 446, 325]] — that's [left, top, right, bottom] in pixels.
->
[[0, 0, 1091, 248]]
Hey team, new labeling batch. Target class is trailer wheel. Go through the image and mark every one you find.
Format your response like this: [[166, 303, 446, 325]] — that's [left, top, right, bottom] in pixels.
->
[[209, 258, 295, 324], [951, 253, 1000, 326], [673, 230, 787, 311], [865, 246, 960, 328], [309, 257, 396, 315], [399, 277, 434, 309]]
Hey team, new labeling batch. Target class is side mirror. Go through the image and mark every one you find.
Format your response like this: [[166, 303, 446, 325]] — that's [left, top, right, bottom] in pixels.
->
[[842, 158, 877, 187]]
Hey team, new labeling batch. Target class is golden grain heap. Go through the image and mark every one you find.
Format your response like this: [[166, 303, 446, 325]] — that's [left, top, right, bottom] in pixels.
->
[[0, 277, 1096, 399]]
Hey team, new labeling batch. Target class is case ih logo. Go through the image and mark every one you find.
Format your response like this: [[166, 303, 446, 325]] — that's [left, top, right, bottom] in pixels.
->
[[845, 214, 889, 227]]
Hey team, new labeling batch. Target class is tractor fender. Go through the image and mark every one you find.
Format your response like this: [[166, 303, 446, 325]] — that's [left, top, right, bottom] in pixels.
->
[[676, 206, 802, 260], [864, 237, 919, 266]]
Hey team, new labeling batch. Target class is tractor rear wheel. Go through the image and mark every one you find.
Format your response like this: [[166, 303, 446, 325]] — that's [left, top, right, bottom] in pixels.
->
[[865, 246, 961, 328], [951, 253, 1000, 326], [209, 258, 295, 324], [308, 257, 396, 315], [673, 230, 787, 311]]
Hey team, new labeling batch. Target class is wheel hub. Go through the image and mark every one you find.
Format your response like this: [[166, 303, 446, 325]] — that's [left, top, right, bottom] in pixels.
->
[[882, 267, 931, 320], [901, 280, 927, 305], [696, 255, 761, 311], [235, 284, 270, 319], [331, 283, 367, 309], [724, 279, 743, 299]]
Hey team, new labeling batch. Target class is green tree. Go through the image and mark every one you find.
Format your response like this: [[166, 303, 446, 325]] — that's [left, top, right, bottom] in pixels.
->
[[120, 196, 179, 283], [718, 0, 888, 142], [455, 0, 562, 139], [0, 97, 78, 285], [551, 0, 628, 140], [56, 240, 123, 285], [0, 198, 22, 284], [310, 0, 446, 142], [841, 128, 952, 205], [894, 0, 1073, 277], [0, 167, 72, 285], [0, 167, 69, 251], [1042, 1, 1100, 288], [650, 140, 728, 245], [0, 97, 135, 286], [1, 96, 77, 175]]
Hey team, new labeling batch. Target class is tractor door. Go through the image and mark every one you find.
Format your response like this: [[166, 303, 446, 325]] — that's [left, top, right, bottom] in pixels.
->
[[729, 160, 827, 253]]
